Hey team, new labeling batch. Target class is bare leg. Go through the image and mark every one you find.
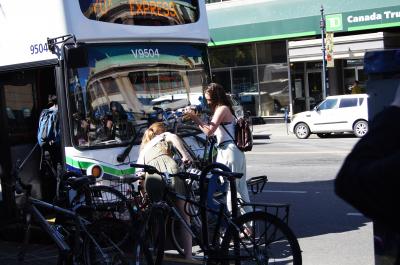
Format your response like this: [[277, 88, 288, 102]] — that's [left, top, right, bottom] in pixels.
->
[[177, 199, 192, 259]]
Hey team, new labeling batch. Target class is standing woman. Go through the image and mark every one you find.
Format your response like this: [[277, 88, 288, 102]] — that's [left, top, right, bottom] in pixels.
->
[[136, 122, 193, 260], [186, 83, 251, 213]]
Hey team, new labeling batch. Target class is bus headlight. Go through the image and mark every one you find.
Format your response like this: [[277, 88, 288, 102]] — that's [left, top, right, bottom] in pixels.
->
[[86, 164, 103, 178]]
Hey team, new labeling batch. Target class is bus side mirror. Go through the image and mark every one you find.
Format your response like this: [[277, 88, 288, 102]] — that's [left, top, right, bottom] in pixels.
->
[[65, 44, 88, 68]]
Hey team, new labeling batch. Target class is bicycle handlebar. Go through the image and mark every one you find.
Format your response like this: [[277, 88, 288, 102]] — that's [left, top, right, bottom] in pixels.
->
[[102, 174, 143, 184], [210, 169, 243, 179], [130, 163, 160, 174], [130, 163, 243, 183], [130, 163, 202, 182]]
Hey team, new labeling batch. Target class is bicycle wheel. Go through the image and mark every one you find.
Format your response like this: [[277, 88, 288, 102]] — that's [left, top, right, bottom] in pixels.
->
[[133, 205, 165, 265], [221, 211, 302, 265], [73, 185, 134, 249], [169, 215, 187, 257]]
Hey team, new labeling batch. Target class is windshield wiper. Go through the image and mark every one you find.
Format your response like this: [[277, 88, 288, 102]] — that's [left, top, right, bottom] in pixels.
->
[[116, 134, 140, 163]]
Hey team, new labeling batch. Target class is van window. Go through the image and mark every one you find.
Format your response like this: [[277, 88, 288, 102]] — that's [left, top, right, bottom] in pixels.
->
[[318, 99, 338, 110], [339, 98, 358, 108], [359, 98, 365, 105]]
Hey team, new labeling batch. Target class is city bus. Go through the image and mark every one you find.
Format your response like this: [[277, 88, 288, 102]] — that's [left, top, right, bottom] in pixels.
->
[[0, 0, 210, 219]]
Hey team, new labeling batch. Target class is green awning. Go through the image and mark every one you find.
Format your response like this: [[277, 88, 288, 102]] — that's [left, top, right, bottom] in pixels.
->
[[207, 0, 400, 46]]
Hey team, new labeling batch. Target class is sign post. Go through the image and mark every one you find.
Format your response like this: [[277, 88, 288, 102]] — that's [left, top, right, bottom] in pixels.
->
[[320, 5, 327, 99]]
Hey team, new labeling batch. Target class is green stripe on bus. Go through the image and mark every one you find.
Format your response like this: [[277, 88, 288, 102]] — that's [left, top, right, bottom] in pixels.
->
[[65, 156, 135, 176]]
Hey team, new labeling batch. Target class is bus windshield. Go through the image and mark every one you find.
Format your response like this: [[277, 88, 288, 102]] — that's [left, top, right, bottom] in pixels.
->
[[67, 42, 208, 149]]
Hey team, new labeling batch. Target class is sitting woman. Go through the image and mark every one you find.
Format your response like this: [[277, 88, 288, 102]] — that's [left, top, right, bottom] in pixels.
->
[[106, 101, 129, 140], [136, 122, 193, 259]]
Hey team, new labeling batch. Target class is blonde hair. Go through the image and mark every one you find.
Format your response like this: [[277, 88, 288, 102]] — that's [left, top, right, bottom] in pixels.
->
[[140, 122, 166, 150]]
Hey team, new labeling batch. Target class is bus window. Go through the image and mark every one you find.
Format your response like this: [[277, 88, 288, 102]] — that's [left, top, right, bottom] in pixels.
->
[[78, 0, 199, 25], [67, 42, 209, 149], [4, 83, 35, 144]]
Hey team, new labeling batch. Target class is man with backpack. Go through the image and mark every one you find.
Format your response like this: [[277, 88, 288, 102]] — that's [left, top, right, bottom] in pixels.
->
[[37, 95, 60, 146], [37, 95, 62, 201]]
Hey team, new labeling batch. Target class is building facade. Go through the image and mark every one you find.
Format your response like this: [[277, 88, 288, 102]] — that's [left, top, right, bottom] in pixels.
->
[[206, 0, 400, 119]]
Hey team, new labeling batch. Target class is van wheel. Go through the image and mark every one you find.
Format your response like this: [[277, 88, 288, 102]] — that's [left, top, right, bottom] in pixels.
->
[[294, 123, 310, 139], [353, 120, 368, 137]]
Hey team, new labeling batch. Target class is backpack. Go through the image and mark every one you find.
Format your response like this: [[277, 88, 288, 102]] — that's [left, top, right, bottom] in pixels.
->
[[222, 116, 253, 152], [37, 108, 60, 147], [234, 116, 253, 152]]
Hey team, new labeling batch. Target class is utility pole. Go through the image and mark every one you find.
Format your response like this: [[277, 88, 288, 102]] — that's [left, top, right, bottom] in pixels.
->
[[320, 5, 327, 99]]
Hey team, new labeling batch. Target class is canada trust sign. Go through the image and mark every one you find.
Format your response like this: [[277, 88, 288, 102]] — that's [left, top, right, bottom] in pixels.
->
[[347, 10, 400, 24]]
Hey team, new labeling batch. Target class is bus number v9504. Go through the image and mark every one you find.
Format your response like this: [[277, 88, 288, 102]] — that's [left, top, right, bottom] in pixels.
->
[[30, 43, 49, 55], [131, 48, 160, 59]]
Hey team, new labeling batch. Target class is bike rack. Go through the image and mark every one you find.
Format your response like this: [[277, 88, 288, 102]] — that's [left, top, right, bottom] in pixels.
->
[[244, 175, 291, 224]]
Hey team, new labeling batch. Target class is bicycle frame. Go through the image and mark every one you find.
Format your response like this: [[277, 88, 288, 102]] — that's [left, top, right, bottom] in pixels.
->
[[23, 198, 79, 255], [18, 182, 112, 264], [137, 162, 243, 263]]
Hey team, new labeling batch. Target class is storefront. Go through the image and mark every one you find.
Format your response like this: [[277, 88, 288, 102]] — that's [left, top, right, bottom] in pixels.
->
[[206, 0, 400, 118], [209, 41, 289, 117]]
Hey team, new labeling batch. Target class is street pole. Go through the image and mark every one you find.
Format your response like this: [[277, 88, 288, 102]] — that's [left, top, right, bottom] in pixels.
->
[[320, 5, 327, 99]]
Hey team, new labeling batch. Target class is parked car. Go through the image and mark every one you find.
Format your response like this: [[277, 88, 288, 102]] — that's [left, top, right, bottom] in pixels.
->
[[289, 94, 369, 139], [151, 92, 244, 117]]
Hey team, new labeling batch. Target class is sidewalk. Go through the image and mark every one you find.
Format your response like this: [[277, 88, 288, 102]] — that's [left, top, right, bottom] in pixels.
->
[[0, 240, 58, 265], [252, 122, 291, 138], [0, 240, 204, 265]]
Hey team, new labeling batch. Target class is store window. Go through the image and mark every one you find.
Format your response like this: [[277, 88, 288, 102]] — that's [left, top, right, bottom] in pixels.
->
[[208, 41, 289, 118], [233, 44, 256, 66], [257, 41, 287, 64], [290, 62, 307, 113], [209, 44, 256, 68], [343, 59, 366, 94], [258, 63, 289, 116], [212, 70, 231, 92], [209, 46, 235, 68], [232, 67, 257, 115]]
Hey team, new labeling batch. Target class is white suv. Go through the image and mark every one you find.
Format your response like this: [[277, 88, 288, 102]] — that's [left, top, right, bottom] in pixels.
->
[[289, 94, 369, 139]]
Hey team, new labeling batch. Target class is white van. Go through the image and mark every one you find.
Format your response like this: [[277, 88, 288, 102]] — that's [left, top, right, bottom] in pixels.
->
[[289, 94, 369, 139]]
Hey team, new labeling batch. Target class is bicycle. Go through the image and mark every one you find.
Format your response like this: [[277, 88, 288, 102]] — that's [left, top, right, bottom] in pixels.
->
[[130, 162, 302, 265], [96, 173, 166, 265], [146, 107, 301, 264], [169, 174, 272, 258], [13, 163, 130, 265]]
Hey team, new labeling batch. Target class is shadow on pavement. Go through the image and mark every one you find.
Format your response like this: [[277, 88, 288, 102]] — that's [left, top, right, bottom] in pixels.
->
[[249, 179, 370, 240]]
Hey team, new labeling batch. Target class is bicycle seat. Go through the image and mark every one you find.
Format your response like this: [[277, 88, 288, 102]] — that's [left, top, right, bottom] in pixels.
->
[[246, 175, 268, 194], [65, 176, 92, 190]]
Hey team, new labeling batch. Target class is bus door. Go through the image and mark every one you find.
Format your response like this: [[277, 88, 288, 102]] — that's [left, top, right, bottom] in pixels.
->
[[0, 67, 56, 220]]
